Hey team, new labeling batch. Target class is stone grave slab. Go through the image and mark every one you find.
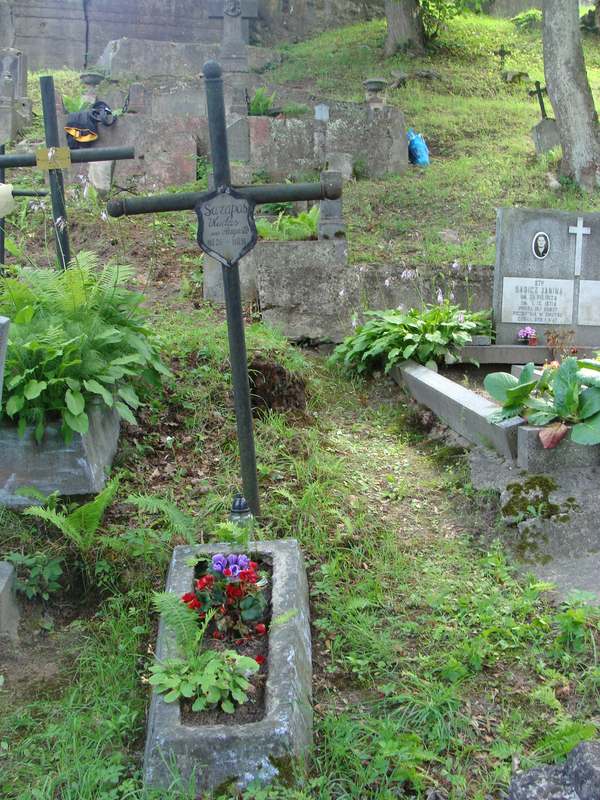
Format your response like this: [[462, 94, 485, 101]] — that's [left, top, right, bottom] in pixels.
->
[[0, 561, 19, 641], [0, 316, 8, 407], [493, 207, 600, 346]]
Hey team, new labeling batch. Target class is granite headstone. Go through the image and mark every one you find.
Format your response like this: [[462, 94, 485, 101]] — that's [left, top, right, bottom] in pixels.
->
[[493, 207, 600, 346]]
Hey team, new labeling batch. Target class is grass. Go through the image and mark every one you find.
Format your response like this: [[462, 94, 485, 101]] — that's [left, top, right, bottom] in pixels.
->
[[1, 13, 600, 798], [269, 14, 600, 268], [1, 306, 599, 798]]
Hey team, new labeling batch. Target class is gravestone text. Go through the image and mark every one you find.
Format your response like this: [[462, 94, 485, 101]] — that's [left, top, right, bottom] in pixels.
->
[[493, 207, 600, 346]]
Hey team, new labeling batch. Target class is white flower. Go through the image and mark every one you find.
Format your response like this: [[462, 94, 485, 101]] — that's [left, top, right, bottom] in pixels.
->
[[451, 260, 460, 272], [101, 211, 108, 222], [338, 288, 345, 298], [384, 277, 391, 287], [436, 288, 444, 304]]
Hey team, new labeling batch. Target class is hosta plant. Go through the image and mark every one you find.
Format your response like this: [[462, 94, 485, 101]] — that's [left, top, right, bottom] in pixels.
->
[[150, 592, 260, 714], [330, 301, 492, 375], [0, 252, 170, 442], [485, 357, 600, 448]]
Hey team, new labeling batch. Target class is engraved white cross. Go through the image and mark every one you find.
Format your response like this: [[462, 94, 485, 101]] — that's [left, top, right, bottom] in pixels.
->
[[569, 216, 591, 277]]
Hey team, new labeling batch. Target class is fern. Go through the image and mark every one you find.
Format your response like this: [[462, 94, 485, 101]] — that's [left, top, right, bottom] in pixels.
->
[[126, 494, 198, 544], [153, 592, 212, 659], [24, 478, 119, 554], [1, 252, 171, 441]]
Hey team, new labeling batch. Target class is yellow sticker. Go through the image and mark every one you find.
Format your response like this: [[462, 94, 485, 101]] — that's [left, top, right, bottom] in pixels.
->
[[35, 147, 71, 170]]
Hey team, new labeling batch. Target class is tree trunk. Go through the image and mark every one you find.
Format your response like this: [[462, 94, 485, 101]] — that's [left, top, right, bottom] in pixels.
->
[[596, 0, 600, 30], [384, 0, 424, 57], [543, 0, 600, 190]]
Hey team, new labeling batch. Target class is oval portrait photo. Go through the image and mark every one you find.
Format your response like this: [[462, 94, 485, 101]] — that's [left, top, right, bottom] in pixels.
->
[[532, 231, 550, 260]]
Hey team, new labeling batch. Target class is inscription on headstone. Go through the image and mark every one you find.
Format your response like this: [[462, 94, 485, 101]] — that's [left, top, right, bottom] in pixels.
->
[[493, 207, 600, 346], [196, 187, 257, 267]]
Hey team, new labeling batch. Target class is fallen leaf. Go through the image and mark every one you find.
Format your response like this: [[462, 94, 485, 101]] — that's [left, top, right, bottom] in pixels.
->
[[539, 422, 569, 449]]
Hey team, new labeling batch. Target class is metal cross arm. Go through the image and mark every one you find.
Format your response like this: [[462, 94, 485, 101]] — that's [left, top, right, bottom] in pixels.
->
[[0, 147, 135, 169], [106, 59, 345, 518], [106, 174, 342, 217], [11, 188, 48, 197]]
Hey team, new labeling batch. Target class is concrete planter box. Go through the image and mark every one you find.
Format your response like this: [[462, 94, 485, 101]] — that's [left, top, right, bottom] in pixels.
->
[[144, 539, 312, 795], [517, 425, 600, 472], [0, 405, 120, 507], [392, 360, 524, 460]]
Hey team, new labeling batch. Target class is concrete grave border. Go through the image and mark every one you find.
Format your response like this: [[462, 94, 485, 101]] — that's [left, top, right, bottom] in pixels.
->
[[391, 360, 524, 460], [0, 405, 120, 507], [0, 561, 19, 641], [144, 539, 312, 794]]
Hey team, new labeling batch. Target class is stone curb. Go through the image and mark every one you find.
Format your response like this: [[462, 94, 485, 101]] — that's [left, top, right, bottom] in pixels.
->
[[144, 539, 312, 794], [392, 360, 524, 460]]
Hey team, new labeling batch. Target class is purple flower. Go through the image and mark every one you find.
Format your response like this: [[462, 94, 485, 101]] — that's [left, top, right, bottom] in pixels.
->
[[227, 554, 239, 566], [212, 554, 227, 573], [451, 260, 460, 272], [229, 564, 241, 578], [237, 555, 250, 570], [518, 326, 536, 339]]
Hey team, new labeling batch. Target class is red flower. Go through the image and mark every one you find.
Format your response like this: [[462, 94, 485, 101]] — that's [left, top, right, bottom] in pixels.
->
[[255, 623, 267, 635], [195, 574, 214, 591], [212, 630, 222, 639], [249, 562, 258, 570], [223, 568, 232, 577], [226, 584, 243, 599], [255, 655, 266, 665], [181, 592, 195, 603]]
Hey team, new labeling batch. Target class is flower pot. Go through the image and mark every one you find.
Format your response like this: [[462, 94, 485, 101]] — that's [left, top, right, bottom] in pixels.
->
[[0, 404, 120, 507], [528, 337, 538, 346]]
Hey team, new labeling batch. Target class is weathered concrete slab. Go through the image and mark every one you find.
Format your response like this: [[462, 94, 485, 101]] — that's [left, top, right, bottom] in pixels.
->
[[457, 344, 552, 364], [0, 316, 8, 408], [392, 360, 524, 460], [256, 240, 349, 342], [0, 561, 19, 641], [517, 425, 600, 471], [144, 539, 312, 794], [0, 405, 120, 507]]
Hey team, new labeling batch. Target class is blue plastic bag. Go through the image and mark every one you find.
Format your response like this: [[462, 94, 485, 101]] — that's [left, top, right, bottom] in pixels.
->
[[407, 128, 430, 166]]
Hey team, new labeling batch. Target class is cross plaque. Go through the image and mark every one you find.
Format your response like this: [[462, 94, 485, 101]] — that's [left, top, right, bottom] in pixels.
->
[[0, 75, 135, 269], [569, 216, 590, 278], [495, 44, 512, 70], [107, 60, 342, 516]]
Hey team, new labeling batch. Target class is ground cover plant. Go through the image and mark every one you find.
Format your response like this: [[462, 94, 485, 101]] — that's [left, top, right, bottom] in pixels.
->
[[331, 301, 491, 374], [256, 206, 320, 241]]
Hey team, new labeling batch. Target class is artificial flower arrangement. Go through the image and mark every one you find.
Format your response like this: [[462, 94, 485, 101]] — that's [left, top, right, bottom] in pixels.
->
[[149, 553, 270, 716], [517, 326, 537, 345]]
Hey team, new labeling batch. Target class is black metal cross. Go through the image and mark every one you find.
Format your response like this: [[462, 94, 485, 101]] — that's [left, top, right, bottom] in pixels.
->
[[528, 80, 548, 120], [107, 60, 342, 517], [494, 44, 512, 71], [0, 75, 135, 269]]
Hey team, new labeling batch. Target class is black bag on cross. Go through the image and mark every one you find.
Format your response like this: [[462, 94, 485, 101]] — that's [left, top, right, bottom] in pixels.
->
[[64, 101, 116, 149]]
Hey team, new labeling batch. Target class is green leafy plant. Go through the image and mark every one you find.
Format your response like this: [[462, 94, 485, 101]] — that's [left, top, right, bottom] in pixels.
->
[[248, 87, 277, 116], [281, 102, 310, 116], [0, 252, 171, 442], [4, 551, 64, 600], [485, 358, 600, 447], [149, 593, 259, 714], [62, 94, 91, 113], [23, 477, 119, 556], [256, 206, 320, 241], [512, 8, 542, 31], [330, 302, 492, 375]]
